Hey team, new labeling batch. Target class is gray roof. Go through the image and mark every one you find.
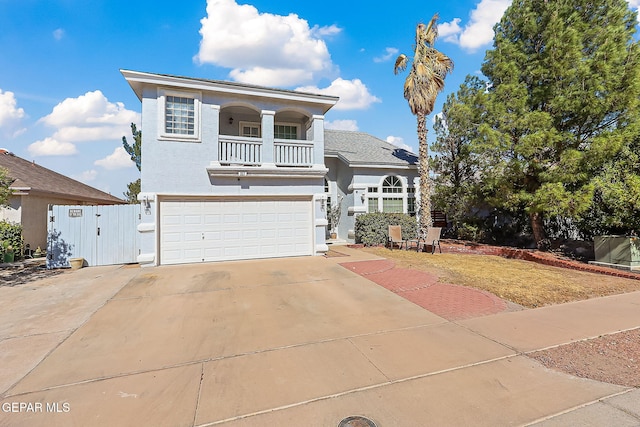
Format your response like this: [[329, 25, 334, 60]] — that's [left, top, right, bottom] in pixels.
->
[[0, 150, 125, 204], [324, 130, 418, 167]]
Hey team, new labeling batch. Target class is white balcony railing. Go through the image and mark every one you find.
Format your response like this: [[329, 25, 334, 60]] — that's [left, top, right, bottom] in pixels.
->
[[218, 136, 262, 165], [274, 139, 313, 167]]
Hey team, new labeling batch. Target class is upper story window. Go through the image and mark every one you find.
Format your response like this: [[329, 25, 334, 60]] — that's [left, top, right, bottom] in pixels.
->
[[274, 124, 298, 139], [165, 96, 194, 135], [240, 122, 261, 138], [159, 89, 201, 141], [382, 176, 403, 193]]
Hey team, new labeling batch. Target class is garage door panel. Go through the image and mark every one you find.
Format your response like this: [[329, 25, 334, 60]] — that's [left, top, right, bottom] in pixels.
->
[[184, 232, 203, 242], [160, 198, 312, 265], [204, 215, 222, 225], [184, 215, 202, 225]]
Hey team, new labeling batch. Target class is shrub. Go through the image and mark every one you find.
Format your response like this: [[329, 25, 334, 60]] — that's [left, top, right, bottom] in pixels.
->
[[355, 213, 417, 246], [0, 220, 24, 259]]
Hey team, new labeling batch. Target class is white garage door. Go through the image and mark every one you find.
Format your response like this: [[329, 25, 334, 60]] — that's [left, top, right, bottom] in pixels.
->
[[160, 197, 313, 265]]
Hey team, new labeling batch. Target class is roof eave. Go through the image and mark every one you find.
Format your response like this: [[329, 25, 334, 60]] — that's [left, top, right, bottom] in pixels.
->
[[121, 69, 339, 113]]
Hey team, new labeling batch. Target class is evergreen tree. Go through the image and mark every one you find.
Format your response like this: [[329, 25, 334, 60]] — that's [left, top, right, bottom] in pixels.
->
[[122, 123, 142, 203], [0, 167, 12, 207], [431, 75, 487, 230], [122, 123, 141, 172], [480, 0, 640, 247]]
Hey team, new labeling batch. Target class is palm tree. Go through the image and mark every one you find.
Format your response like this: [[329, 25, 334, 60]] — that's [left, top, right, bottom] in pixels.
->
[[394, 14, 453, 235]]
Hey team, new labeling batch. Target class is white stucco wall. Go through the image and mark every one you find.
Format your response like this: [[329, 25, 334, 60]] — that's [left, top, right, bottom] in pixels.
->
[[329, 166, 420, 243], [136, 85, 330, 265]]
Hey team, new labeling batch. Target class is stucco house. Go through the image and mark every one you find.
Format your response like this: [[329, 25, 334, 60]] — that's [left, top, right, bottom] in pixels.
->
[[121, 70, 418, 266], [0, 149, 125, 250], [324, 130, 418, 241]]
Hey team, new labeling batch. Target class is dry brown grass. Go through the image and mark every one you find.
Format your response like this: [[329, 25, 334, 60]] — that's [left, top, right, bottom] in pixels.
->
[[361, 247, 640, 308]]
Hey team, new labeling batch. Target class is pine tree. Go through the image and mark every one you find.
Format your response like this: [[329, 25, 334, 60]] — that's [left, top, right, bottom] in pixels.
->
[[480, 0, 640, 247]]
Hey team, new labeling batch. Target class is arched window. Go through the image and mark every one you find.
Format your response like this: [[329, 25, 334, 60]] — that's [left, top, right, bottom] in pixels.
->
[[381, 176, 403, 213], [382, 176, 403, 193]]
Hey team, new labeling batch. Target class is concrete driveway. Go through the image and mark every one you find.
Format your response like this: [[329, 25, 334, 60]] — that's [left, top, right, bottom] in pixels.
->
[[1, 247, 639, 426]]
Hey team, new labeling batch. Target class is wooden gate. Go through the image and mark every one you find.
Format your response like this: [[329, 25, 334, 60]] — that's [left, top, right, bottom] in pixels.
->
[[47, 204, 140, 268]]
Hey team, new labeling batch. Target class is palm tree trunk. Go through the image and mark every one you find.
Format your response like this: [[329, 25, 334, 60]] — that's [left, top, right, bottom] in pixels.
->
[[417, 113, 432, 235]]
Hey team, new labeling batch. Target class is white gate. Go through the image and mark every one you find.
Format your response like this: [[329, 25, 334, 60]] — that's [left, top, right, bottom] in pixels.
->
[[47, 204, 141, 268]]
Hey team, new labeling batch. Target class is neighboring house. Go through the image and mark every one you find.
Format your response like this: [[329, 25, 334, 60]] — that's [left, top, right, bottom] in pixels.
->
[[121, 70, 419, 266], [0, 150, 125, 250], [324, 130, 419, 242]]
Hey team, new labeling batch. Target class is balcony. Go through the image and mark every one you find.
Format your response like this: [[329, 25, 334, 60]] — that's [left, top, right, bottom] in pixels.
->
[[209, 135, 325, 179], [218, 136, 313, 167], [219, 136, 262, 166], [274, 139, 313, 167]]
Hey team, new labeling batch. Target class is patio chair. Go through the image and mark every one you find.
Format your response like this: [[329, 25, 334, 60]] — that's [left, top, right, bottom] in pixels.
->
[[423, 227, 442, 254], [387, 225, 406, 250]]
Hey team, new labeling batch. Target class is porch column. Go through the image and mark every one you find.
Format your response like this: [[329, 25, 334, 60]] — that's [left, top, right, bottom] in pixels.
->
[[261, 110, 275, 166], [310, 115, 325, 167]]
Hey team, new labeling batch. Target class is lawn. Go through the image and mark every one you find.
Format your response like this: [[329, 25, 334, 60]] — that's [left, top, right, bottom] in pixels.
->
[[359, 247, 640, 308]]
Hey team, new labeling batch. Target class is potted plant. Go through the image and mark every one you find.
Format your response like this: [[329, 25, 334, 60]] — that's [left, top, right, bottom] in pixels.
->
[[327, 196, 343, 240], [2, 240, 14, 263]]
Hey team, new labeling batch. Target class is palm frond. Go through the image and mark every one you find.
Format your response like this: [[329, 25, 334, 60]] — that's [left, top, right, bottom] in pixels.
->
[[423, 14, 439, 46], [394, 54, 409, 74]]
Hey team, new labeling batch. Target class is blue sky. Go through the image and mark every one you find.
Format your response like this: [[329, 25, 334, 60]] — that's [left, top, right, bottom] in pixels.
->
[[1, 0, 639, 198]]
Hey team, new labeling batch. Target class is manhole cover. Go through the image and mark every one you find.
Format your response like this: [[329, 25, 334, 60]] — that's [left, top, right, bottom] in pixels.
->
[[338, 416, 377, 427]]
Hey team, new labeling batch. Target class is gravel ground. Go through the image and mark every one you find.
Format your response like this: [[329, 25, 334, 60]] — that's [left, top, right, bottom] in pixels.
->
[[529, 328, 640, 388]]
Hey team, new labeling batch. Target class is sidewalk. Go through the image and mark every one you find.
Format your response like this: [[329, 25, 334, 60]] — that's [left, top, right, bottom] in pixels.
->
[[0, 248, 638, 426]]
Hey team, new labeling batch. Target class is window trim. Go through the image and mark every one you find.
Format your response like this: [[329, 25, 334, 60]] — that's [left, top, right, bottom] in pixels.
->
[[274, 122, 300, 140], [366, 175, 411, 214], [158, 88, 201, 142], [239, 121, 262, 138]]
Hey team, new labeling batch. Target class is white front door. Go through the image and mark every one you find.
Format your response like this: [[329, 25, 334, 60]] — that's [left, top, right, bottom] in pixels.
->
[[159, 197, 312, 265]]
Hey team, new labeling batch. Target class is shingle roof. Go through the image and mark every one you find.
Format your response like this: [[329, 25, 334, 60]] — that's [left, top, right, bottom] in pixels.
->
[[0, 150, 125, 204], [324, 130, 418, 167]]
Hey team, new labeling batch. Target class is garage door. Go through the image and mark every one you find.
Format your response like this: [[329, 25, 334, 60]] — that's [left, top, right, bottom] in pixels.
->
[[160, 197, 312, 265]]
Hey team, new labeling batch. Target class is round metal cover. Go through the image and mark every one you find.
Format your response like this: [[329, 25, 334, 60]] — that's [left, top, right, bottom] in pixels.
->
[[338, 415, 377, 427]]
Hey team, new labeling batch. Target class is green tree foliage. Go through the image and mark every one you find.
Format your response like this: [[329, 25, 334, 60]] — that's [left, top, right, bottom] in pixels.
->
[[122, 123, 142, 203], [122, 123, 141, 172], [394, 14, 453, 235], [0, 167, 12, 207], [431, 75, 487, 230], [123, 178, 141, 204], [479, 0, 640, 246]]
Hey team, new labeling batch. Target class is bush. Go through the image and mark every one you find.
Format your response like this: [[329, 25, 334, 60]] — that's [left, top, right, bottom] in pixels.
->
[[0, 220, 24, 260], [355, 213, 418, 246]]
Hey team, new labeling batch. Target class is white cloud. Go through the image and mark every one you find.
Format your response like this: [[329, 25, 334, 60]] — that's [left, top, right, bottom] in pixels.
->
[[0, 89, 26, 138], [73, 169, 98, 183], [312, 24, 341, 37], [94, 147, 134, 170], [34, 90, 139, 157], [325, 119, 359, 131], [53, 28, 65, 41], [296, 78, 380, 111], [386, 136, 414, 153], [28, 137, 77, 156], [439, 18, 462, 43], [628, 0, 640, 21], [374, 47, 399, 63], [194, 0, 337, 86], [229, 67, 313, 88], [442, 0, 511, 52], [40, 90, 137, 128]]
